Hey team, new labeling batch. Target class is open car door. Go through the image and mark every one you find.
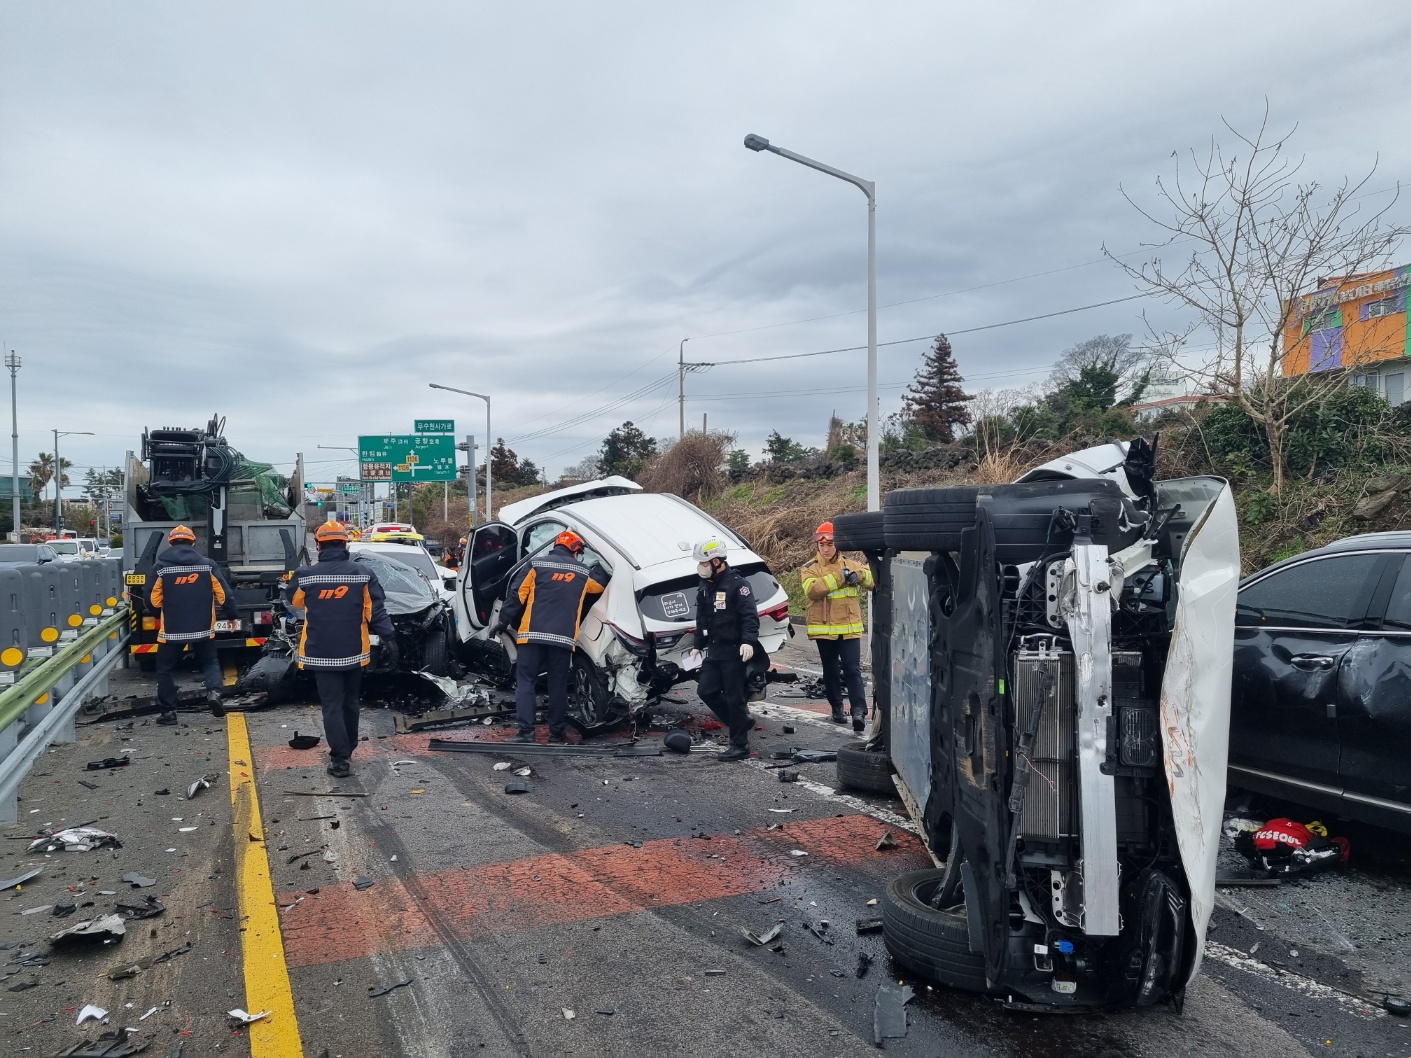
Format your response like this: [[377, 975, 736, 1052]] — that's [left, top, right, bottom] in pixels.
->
[[454, 522, 519, 640]]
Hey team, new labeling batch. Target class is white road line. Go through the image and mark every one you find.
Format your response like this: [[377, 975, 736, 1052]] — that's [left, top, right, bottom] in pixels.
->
[[1203, 942, 1386, 1020]]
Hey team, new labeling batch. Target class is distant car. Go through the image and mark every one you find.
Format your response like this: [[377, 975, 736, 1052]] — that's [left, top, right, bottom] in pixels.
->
[[0, 543, 58, 567], [1229, 532, 1411, 835], [348, 540, 455, 605], [454, 476, 793, 733], [47, 540, 84, 563]]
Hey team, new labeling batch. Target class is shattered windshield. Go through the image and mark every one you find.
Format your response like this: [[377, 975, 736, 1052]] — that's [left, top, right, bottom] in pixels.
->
[[353, 551, 435, 615]]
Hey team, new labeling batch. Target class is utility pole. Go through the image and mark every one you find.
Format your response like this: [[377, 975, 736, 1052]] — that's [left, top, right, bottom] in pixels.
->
[[678, 337, 689, 440], [5, 353, 18, 541]]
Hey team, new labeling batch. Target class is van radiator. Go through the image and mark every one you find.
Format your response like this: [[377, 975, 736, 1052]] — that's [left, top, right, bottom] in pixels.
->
[[1013, 646, 1075, 842]]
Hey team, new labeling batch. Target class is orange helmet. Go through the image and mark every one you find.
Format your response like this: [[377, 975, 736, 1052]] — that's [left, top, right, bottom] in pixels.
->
[[168, 525, 196, 544], [315, 521, 350, 545], [556, 529, 586, 554], [815, 520, 835, 541]]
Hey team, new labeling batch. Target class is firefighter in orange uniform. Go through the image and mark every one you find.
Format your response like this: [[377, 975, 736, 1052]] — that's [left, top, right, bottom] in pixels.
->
[[147, 524, 237, 725], [495, 530, 607, 743], [288, 521, 397, 777]]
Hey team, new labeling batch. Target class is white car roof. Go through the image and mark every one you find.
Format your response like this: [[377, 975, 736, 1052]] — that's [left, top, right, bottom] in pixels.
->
[[546, 492, 753, 571], [499, 476, 641, 525]]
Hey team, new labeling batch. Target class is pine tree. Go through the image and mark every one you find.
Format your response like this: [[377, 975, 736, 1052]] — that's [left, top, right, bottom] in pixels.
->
[[901, 333, 973, 443]]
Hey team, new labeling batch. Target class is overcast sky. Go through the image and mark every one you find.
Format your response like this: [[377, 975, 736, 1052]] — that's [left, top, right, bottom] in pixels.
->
[[2, 1, 1410, 491]]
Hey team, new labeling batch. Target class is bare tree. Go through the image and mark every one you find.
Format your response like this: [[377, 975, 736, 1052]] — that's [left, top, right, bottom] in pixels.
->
[[1048, 334, 1151, 401], [1111, 108, 1408, 491]]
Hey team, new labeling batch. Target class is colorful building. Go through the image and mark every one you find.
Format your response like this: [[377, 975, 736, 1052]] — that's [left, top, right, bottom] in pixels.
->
[[1282, 264, 1411, 406]]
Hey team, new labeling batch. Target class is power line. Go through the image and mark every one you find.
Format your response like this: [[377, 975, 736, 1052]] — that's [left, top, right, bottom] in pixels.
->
[[507, 373, 677, 446]]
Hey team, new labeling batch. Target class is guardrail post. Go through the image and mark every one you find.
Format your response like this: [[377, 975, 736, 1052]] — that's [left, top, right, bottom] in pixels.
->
[[0, 724, 16, 824]]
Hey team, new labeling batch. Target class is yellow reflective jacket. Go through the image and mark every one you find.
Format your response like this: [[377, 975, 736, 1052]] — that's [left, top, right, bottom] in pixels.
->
[[800, 551, 873, 639]]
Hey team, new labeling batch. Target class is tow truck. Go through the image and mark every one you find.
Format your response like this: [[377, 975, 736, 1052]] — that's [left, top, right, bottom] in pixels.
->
[[122, 415, 308, 672]]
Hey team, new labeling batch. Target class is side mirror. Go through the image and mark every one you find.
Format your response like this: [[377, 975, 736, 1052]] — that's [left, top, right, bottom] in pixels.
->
[[38, 555, 51, 564]]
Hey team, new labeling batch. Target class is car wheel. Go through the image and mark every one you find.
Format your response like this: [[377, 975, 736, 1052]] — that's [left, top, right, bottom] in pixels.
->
[[566, 652, 612, 733], [882, 487, 978, 552], [421, 631, 450, 676], [836, 743, 898, 797], [832, 511, 886, 552], [881, 868, 990, 992]]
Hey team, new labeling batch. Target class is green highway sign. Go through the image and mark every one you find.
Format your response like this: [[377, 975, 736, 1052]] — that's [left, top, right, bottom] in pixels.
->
[[337, 482, 362, 494], [358, 434, 459, 482], [415, 419, 455, 434]]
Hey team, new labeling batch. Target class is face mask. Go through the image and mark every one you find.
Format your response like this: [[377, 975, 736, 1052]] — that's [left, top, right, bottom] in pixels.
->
[[697, 562, 713, 578]]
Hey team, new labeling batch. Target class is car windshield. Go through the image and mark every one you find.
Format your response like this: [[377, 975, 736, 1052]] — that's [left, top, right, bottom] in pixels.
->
[[351, 551, 435, 614], [0, 545, 36, 561], [371, 545, 438, 581], [50, 541, 78, 555]]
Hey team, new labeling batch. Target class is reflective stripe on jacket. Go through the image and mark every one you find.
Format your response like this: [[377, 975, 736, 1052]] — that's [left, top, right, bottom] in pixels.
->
[[499, 544, 608, 650], [148, 544, 235, 643], [290, 547, 396, 670], [800, 552, 873, 639]]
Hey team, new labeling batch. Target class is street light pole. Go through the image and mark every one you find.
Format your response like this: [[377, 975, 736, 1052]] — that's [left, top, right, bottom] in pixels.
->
[[744, 134, 879, 513], [678, 337, 689, 440], [428, 384, 492, 521], [5, 353, 18, 541], [52, 429, 93, 534]]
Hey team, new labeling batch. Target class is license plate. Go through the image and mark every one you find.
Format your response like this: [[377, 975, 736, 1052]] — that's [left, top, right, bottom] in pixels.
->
[[214, 620, 241, 633]]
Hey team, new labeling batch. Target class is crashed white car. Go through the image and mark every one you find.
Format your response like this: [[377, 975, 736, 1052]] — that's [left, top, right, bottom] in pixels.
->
[[452, 477, 793, 731], [854, 439, 1239, 1010]]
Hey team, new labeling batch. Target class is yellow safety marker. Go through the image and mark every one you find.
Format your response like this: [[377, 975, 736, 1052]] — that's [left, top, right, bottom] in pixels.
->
[[223, 659, 240, 687], [226, 713, 304, 1056]]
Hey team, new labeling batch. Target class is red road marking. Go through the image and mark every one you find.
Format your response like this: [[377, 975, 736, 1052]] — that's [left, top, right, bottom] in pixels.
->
[[277, 813, 926, 968]]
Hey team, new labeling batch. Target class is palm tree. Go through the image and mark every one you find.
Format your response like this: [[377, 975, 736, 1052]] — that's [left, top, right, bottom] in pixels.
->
[[27, 453, 72, 499]]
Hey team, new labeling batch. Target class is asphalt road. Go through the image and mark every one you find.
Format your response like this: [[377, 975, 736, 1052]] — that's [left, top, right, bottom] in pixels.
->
[[0, 643, 1408, 1057]]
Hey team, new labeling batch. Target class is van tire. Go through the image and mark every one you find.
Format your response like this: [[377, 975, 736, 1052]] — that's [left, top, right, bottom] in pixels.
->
[[881, 869, 990, 993], [831, 511, 886, 553], [836, 744, 898, 797], [883, 487, 978, 552]]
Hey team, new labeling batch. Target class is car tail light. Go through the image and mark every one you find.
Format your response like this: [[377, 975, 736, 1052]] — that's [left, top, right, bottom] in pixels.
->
[[764, 603, 791, 623], [609, 624, 651, 657], [652, 628, 694, 651]]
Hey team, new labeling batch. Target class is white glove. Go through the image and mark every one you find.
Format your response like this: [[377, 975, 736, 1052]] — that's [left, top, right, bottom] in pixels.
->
[[683, 649, 704, 672], [739, 643, 754, 663]]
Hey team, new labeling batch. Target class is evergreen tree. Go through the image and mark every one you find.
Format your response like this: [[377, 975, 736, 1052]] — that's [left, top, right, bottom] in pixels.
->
[[598, 421, 658, 479], [901, 334, 973, 443]]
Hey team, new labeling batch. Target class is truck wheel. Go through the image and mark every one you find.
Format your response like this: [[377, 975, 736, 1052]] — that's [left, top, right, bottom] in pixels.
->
[[421, 633, 450, 676], [137, 654, 156, 674], [832, 511, 886, 553], [881, 869, 990, 993], [836, 743, 898, 797], [883, 487, 978, 552], [566, 653, 612, 733]]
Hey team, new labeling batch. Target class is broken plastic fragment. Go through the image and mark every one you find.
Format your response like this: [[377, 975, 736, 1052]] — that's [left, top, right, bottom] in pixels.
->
[[562, 1008, 575, 1020], [228, 1008, 271, 1023], [139, 1006, 159, 1021], [0, 867, 42, 891], [115, 896, 165, 920], [492, 762, 512, 771], [28, 826, 122, 854], [514, 767, 531, 777], [368, 978, 412, 997], [875, 829, 899, 851], [767, 808, 795, 813], [50, 913, 126, 945], [76, 1004, 107, 1025], [872, 982, 914, 1044], [789, 850, 808, 858], [505, 782, 533, 794], [742, 924, 782, 946], [121, 872, 156, 888], [187, 774, 218, 799], [354, 876, 375, 891]]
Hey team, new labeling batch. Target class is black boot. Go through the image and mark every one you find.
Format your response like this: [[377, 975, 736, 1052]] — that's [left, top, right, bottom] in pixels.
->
[[156, 712, 178, 726], [718, 744, 750, 761], [207, 690, 226, 718], [830, 705, 847, 724]]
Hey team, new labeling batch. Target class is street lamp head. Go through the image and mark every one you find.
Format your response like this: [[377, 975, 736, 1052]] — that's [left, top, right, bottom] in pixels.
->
[[743, 134, 773, 153], [3, 353, 18, 371]]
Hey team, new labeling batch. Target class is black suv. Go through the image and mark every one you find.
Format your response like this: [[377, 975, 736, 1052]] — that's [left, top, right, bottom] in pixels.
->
[[1230, 532, 1411, 835]]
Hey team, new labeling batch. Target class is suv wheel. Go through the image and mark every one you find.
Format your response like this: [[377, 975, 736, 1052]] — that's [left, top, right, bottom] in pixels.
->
[[566, 653, 612, 732], [835, 743, 898, 797], [880, 868, 989, 993], [832, 511, 886, 553], [882, 487, 978, 552]]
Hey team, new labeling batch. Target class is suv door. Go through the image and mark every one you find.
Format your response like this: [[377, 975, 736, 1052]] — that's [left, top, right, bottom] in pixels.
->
[[1338, 553, 1411, 832], [457, 522, 519, 632], [1231, 551, 1392, 797]]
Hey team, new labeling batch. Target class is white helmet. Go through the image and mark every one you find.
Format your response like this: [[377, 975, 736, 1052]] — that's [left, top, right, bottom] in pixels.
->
[[692, 537, 728, 563]]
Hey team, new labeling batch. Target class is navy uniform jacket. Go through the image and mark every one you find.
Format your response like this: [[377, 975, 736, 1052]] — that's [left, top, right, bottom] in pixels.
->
[[289, 546, 396, 670], [148, 544, 237, 643], [693, 566, 760, 660], [499, 544, 608, 651]]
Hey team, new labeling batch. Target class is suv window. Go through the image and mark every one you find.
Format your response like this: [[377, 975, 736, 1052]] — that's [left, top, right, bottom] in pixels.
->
[[521, 520, 611, 577], [1378, 557, 1411, 631], [1238, 553, 1384, 630]]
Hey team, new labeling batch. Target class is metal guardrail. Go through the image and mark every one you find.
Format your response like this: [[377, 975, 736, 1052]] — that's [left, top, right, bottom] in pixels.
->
[[0, 609, 129, 824]]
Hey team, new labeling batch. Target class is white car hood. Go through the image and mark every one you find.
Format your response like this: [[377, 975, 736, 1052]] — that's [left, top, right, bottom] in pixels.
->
[[499, 476, 641, 525], [1159, 481, 1239, 982]]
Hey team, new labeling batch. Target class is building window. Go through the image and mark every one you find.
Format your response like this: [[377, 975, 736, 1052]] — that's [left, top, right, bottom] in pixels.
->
[[1386, 372, 1405, 407], [1360, 296, 1403, 321]]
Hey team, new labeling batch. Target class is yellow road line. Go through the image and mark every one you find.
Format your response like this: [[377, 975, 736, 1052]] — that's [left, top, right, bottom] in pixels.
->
[[227, 712, 305, 1057], [223, 659, 240, 686]]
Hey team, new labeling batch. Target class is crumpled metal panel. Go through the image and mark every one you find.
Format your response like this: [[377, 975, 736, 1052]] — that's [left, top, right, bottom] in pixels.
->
[[889, 558, 932, 808]]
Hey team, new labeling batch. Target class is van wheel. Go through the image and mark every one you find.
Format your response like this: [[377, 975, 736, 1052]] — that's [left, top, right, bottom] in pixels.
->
[[881, 868, 990, 993], [836, 743, 898, 797], [832, 511, 886, 553], [882, 487, 978, 552], [566, 653, 612, 733]]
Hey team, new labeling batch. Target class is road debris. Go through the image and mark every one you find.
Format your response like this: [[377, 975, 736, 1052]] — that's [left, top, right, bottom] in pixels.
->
[[856, 952, 873, 978], [0, 867, 42, 890], [1385, 996, 1411, 1017], [865, 898, 877, 906], [595, 1007, 615, 1016], [85, 757, 129, 771], [767, 808, 795, 814], [663, 729, 692, 753], [78, 780, 99, 791], [282, 790, 369, 798], [52, 901, 77, 918], [742, 924, 782, 946], [20, 904, 53, 915], [76, 1004, 108, 1025], [29, 826, 122, 853], [778, 770, 799, 783], [368, 978, 413, 997], [228, 1008, 271, 1024], [7, 977, 38, 992], [789, 850, 808, 857], [514, 767, 532, 777], [855, 918, 884, 934], [790, 749, 836, 764], [105, 964, 142, 980], [875, 829, 899, 851], [115, 896, 165, 920], [354, 876, 375, 891], [504, 782, 534, 794], [872, 982, 914, 1044], [51, 914, 126, 945], [781, 725, 795, 734], [428, 737, 661, 758], [703, 969, 726, 976], [288, 732, 321, 750], [1234, 817, 1350, 876], [186, 774, 218, 799], [492, 762, 512, 771], [562, 1008, 575, 1020], [139, 1007, 160, 1021], [287, 849, 325, 865]]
